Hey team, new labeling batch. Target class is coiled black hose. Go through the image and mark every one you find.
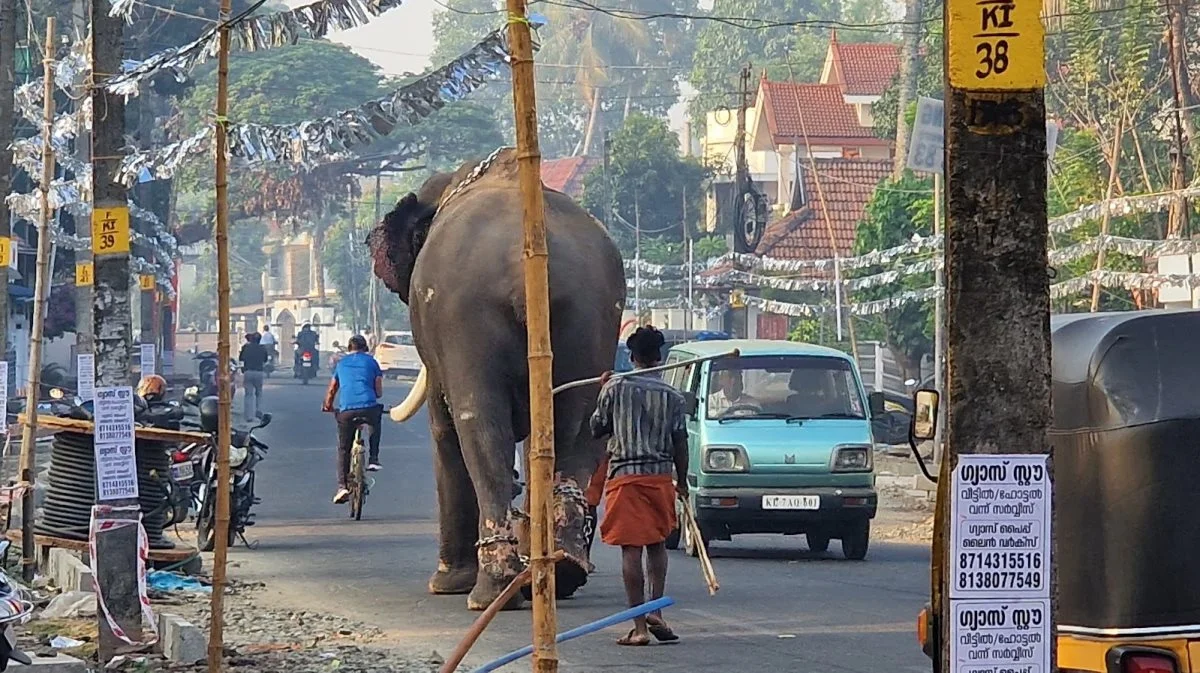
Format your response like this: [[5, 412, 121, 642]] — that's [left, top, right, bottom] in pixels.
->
[[36, 430, 177, 550]]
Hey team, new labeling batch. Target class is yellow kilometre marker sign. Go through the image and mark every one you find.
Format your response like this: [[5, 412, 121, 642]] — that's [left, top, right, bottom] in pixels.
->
[[91, 207, 130, 255], [139, 274, 155, 291], [948, 0, 1045, 90], [76, 262, 93, 286]]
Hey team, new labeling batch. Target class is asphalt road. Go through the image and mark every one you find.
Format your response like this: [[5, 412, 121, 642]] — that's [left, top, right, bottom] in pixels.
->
[[226, 376, 933, 673]]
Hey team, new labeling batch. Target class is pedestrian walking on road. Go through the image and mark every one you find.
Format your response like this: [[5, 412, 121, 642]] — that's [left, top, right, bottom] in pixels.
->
[[590, 325, 689, 647], [240, 332, 268, 420]]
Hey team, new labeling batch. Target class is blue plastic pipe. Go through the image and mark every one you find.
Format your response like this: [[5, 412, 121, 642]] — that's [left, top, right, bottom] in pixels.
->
[[468, 596, 676, 673]]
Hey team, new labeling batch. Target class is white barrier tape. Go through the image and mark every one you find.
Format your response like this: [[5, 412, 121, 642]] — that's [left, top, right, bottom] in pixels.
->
[[88, 505, 159, 647]]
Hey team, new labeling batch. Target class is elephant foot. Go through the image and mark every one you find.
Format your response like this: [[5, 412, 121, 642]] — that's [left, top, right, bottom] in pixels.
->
[[467, 575, 525, 611], [428, 562, 477, 595], [518, 558, 588, 602], [553, 477, 594, 595], [470, 517, 525, 611], [516, 477, 594, 600]]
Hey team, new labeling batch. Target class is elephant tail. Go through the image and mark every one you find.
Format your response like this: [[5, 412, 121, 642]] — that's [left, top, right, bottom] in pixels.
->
[[389, 365, 428, 422]]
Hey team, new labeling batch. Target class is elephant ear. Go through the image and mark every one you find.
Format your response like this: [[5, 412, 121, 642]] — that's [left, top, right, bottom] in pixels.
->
[[369, 192, 437, 303]]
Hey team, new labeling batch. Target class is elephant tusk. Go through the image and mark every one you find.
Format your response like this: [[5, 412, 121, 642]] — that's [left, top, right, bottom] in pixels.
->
[[390, 365, 428, 422]]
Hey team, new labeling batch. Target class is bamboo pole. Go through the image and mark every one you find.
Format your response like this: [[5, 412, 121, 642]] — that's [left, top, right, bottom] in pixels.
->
[[1089, 114, 1123, 312], [18, 17, 56, 582], [503, 2, 557, 670], [207, 0, 234, 667]]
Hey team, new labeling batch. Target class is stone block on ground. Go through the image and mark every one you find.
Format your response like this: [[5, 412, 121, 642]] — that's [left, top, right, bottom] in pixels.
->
[[40, 591, 96, 619], [10, 653, 87, 673], [47, 549, 93, 593], [160, 613, 205, 663]]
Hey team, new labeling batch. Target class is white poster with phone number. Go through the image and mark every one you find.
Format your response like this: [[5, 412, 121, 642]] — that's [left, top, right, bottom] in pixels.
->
[[93, 386, 138, 501]]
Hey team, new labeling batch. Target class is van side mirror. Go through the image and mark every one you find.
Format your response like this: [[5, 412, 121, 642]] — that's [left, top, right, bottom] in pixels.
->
[[682, 392, 698, 417], [911, 389, 939, 441], [868, 391, 885, 416]]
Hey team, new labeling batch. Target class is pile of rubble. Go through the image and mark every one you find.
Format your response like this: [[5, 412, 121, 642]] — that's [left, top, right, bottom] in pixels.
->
[[14, 572, 446, 673]]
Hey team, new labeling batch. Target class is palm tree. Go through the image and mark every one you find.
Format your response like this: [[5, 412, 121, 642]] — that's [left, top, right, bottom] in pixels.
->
[[537, 0, 656, 155]]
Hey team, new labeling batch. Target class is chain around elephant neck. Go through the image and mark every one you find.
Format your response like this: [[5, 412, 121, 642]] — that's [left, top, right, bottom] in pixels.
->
[[439, 146, 513, 209]]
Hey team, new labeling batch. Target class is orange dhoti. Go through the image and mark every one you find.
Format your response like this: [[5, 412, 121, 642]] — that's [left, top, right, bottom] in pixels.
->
[[600, 473, 678, 547], [585, 457, 609, 508]]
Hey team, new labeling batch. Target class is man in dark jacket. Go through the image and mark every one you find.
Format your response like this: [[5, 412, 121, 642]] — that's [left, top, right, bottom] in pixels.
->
[[293, 323, 320, 375]]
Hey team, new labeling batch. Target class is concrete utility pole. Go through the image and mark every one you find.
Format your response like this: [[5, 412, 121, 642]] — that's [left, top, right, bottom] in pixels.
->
[[504, 0, 558, 669], [90, 0, 138, 658], [20, 17, 56, 582], [940, 1, 1054, 672], [73, 0, 94, 358], [1166, 0, 1191, 238], [0, 0, 16, 366], [370, 174, 382, 339]]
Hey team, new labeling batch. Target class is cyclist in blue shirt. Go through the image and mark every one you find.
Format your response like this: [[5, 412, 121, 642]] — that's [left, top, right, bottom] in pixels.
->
[[321, 334, 384, 504]]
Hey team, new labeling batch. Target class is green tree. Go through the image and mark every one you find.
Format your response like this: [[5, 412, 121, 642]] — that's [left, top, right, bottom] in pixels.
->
[[579, 113, 710, 256], [852, 173, 934, 380]]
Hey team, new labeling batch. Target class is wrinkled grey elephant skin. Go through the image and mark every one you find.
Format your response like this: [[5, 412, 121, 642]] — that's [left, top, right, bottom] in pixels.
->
[[368, 149, 625, 611]]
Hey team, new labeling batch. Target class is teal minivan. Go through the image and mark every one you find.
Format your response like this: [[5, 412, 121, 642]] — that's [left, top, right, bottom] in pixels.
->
[[662, 339, 884, 560]]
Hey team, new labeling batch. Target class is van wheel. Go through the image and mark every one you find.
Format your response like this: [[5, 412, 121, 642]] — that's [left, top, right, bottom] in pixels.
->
[[665, 527, 680, 550], [806, 533, 830, 553], [841, 520, 870, 560]]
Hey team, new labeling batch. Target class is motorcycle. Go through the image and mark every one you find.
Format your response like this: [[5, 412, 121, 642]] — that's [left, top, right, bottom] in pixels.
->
[[0, 541, 32, 671], [195, 351, 238, 398], [184, 387, 271, 551], [296, 350, 316, 385]]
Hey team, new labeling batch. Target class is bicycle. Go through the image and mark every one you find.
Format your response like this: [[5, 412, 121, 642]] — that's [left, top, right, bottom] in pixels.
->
[[347, 421, 371, 520]]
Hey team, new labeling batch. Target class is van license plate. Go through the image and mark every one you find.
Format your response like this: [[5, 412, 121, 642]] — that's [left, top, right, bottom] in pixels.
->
[[762, 495, 820, 510]]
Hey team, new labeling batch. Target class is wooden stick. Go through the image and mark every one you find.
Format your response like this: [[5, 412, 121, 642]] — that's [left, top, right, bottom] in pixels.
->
[[551, 349, 741, 396], [18, 412, 213, 443], [439, 551, 565, 673], [678, 497, 719, 595]]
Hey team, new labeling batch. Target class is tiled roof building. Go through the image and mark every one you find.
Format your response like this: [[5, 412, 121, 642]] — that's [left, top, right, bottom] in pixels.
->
[[540, 157, 598, 199]]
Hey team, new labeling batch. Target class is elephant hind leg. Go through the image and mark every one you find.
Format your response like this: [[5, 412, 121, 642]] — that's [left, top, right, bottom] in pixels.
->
[[428, 392, 479, 596]]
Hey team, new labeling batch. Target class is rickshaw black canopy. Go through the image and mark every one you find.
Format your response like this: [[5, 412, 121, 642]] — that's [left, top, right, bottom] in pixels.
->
[[1052, 310, 1200, 635]]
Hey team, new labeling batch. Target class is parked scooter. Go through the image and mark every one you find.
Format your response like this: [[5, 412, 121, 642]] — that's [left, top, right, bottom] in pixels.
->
[[183, 386, 270, 551], [0, 541, 32, 671]]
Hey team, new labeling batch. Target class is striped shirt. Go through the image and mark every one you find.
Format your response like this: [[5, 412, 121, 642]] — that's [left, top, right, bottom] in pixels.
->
[[590, 372, 687, 479]]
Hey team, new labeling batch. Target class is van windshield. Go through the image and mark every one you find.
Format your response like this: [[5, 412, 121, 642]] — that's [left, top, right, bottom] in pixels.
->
[[706, 355, 865, 421]]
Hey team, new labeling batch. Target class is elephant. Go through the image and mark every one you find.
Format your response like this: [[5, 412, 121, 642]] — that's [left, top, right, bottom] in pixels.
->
[[367, 148, 626, 611]]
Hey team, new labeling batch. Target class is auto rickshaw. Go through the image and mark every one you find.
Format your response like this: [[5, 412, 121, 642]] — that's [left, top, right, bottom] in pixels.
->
[[915, 309, 1200, 672]]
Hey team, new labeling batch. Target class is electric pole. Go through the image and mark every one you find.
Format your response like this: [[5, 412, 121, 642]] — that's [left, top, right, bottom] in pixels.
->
[[73, 0, 93, 359], [504, 0, 558, 669], [91, 0, 139, 658], [370, 174, 382, 340], [0, 0, 16, 368], [1166, 0, 1191, 238], [940, 3, 1054, 673]]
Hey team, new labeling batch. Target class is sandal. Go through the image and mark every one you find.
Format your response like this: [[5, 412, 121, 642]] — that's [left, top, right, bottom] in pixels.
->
[[646, 615, 680, 642], [616, 629, 651, 646]]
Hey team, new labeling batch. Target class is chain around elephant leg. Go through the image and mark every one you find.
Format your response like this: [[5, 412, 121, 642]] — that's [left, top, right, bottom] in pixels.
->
[[469, 516, 525, 611], [552, 476, 592, 597]]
